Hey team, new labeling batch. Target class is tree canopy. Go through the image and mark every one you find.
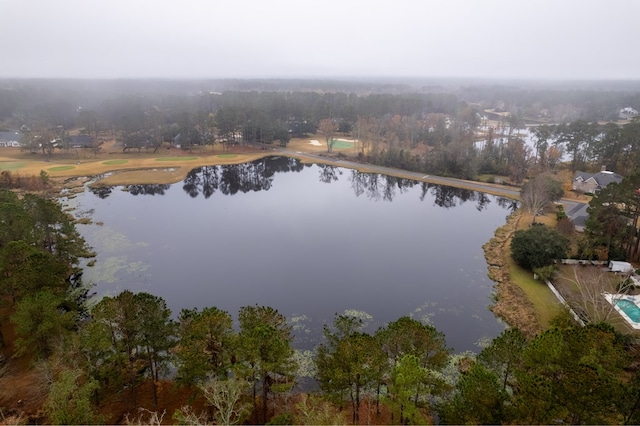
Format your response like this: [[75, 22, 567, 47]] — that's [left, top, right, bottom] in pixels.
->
[[511, 225, 569, 270]]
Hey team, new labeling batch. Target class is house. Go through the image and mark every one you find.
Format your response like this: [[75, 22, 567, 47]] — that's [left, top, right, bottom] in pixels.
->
[[564, 203, 589, 232], [619, 107, 639, 120], [573, 168, 623, 194], [0, 131, 21, 147], [609, 260, 634, 273], [69, 134, 93, 148]]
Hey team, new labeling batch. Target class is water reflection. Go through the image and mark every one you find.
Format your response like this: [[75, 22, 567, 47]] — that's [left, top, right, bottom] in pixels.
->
[[182, 156, 308, 198], [349, 171, 416, 202], [318, 164, 343, 183], [90, 186, 112, 199], [127, 184, 171, 196], [90, 156, 519, 214], [75, 157, 517, 353]]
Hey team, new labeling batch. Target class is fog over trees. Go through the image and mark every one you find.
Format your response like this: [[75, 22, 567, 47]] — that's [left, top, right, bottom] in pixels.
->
[[2, 78, 640, 181]]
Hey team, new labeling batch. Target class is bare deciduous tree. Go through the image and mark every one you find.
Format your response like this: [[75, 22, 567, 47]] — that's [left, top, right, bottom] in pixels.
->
[[520, 174, 562, 224], [200, 377, 251, 426], [318, 118, 337, 153], [564, 265, 634, 326]]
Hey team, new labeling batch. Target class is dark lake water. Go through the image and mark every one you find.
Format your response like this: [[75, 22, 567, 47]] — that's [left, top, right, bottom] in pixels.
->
[[67, 156, 517, 353]]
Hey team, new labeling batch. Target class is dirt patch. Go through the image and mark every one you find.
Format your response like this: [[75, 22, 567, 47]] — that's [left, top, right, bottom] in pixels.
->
[[483, 211, 542, 338]]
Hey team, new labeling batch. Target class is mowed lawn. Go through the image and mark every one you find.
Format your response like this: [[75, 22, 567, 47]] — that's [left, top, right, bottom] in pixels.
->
[[510, 211, 564, 328], [508, 256, 563, 328], [0, 161, 26, 171]]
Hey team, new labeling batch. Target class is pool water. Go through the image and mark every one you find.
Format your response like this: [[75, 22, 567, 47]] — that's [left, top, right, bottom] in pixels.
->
[[616, 299, 640, 323]]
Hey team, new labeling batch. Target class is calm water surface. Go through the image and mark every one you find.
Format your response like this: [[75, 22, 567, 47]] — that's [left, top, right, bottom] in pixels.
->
[[68, 156, 517, 353]]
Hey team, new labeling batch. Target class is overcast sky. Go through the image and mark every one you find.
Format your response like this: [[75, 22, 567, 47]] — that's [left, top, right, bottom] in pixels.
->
[[2, 0, 638, 80]]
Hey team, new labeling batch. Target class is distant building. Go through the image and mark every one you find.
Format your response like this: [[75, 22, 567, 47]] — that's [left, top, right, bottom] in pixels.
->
[[69, 134, 93, 148], [619, 107, 639, 120], [573, 168, 623, 194], [0, 131, 21, 147]]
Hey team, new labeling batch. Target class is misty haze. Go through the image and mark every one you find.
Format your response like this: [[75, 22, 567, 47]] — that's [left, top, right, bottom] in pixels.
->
[[2, 0, 640, 424]]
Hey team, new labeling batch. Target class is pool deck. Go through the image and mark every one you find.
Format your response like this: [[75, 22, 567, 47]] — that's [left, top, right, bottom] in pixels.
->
[[604, 293, 640, 330]]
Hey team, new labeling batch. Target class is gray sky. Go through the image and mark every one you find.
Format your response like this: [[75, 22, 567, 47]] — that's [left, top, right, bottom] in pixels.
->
[[2, 0, 639, 80]]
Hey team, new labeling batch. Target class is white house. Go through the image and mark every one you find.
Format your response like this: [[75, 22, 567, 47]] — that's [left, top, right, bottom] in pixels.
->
[[609, 260, 634, 273], [0, 131, 20, 147], [620, 107, 639, 120]]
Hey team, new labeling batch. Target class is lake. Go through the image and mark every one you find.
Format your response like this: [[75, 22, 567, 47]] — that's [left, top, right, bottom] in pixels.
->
[[66, 156, 517, 353]]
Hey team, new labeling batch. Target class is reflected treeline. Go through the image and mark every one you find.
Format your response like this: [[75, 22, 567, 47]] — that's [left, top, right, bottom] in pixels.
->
[[418, 182, 519, 212], [419, 183, 484, 209], [183, 156, 308, 198], [349, 169, 416, 202], [89, 156, 522, 212], [318, 164, 343, 184], [89, 186, 113, 199], [495, 196, 520, 212], [90, 184, 171, 198], [127, 184, 171, 196]]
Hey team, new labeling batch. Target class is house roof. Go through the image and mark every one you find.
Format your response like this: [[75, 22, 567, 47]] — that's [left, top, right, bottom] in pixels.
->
[[0, 131, 20, 143], [574, 170, 623, 188], [69, 134, 93, 146], [565, 202, 588, 231]]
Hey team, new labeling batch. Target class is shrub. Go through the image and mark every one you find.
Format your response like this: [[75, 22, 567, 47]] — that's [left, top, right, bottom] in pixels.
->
[[267, 413, 294, 425], [39, 170, 49, 185], [511, 225, 569, 270], [533, 265, 560, 282], [556, 217, 574, 236]]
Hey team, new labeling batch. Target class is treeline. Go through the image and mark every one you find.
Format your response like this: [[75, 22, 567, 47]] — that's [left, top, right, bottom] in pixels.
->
[[363, 117, 640, 183], [5, 79, 640, 184], [3, 189, 640, 424]]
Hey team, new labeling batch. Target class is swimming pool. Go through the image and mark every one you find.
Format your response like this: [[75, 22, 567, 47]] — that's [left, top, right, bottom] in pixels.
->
[[616, 299, 640, 323], [607, 295, 640, 330]]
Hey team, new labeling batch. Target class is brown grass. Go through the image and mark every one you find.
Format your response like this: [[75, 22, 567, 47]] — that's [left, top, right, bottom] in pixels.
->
[[0, 137, 363, 189]]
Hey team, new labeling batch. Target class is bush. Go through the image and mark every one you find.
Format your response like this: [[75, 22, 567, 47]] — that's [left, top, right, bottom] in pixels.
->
[[556, 217, 574, 236], [533, 265, 560, 282], [267, 413, 294, 425], [511, 225, 569, 270]]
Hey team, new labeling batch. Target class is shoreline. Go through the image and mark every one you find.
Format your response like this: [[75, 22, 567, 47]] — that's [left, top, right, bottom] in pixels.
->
[[483, 210, 541, 337], [2, 142, 528, 334]]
